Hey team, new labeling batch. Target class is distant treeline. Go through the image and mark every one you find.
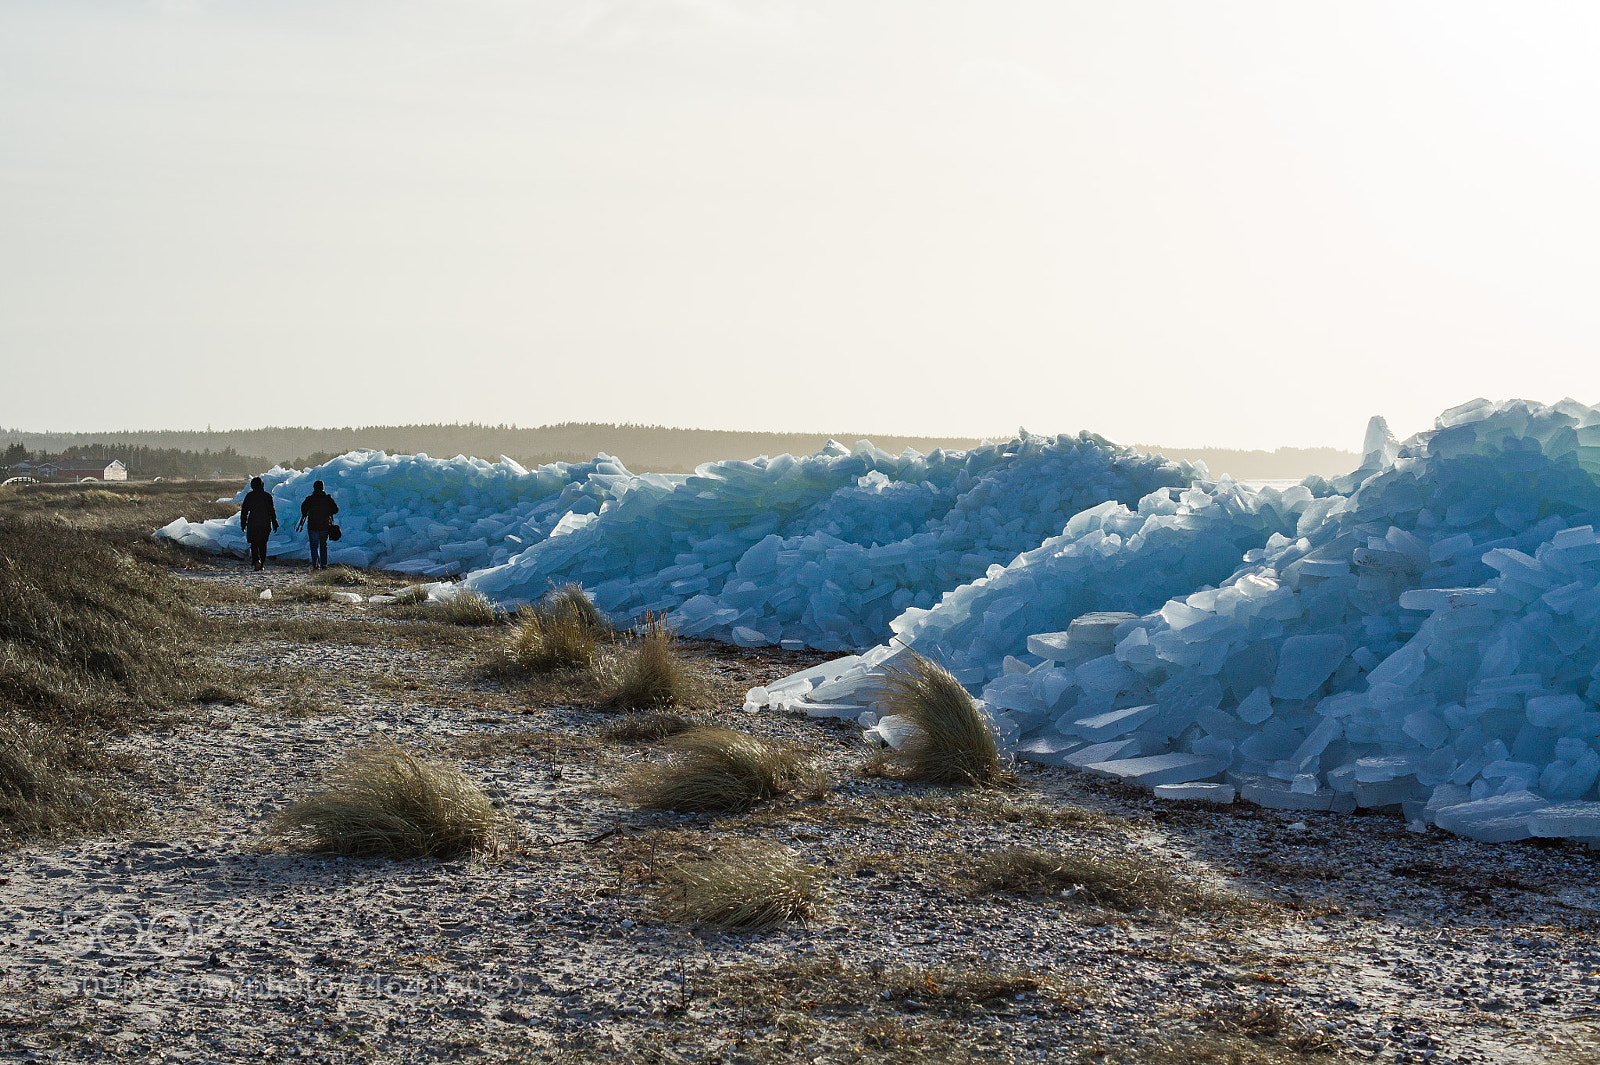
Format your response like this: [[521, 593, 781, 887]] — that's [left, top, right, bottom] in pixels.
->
[[1, 441, 269, 480], [1128, 444, 1359, 481], [1, 423, 1359, 480]]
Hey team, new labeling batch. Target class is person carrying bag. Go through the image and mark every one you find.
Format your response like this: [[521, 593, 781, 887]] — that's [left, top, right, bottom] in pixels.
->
[[296, 480, 340, 571]]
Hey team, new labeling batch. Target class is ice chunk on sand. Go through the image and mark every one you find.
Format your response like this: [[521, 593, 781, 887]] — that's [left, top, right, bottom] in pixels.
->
[[1080, 753, 1228, 787], [1153, 782, 1235, 803], [1529, 801, 1600, 839], [1432, 791, 1550, 843]]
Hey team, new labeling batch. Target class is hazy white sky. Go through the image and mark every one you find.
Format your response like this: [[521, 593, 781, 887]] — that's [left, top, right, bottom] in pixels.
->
[[3, 1, 1599, 448]]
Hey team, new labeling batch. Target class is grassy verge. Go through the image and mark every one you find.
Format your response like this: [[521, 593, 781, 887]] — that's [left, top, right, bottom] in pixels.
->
[[0, 512, 224, 846]]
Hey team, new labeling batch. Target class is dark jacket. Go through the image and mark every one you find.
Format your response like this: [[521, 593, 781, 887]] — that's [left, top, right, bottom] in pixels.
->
[[240, 489, 278, 538], [300, 490, 340, 532]]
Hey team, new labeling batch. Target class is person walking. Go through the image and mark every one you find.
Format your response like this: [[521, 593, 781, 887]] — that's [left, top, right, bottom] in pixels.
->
[[239, 477, 278, 571], [297, 480, 340, 570]]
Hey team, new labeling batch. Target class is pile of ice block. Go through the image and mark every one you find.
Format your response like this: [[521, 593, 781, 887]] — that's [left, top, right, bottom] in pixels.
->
[[155, 450, 641, 575], [753, 399, 1600, 844], [464, 432, 1195, 650]]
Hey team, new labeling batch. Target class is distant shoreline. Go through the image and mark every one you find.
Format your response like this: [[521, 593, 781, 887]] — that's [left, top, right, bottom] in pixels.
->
[[1, 423, 1359, 481]]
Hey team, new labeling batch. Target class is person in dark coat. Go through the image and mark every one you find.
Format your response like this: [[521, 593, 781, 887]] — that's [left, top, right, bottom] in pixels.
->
[[239, 477, 278, 571], [296, 480, 340, 570]]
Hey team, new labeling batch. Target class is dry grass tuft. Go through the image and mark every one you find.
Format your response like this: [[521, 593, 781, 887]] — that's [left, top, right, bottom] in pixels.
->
[[603, 710, 701, 743], [268, 739, 508, 858], [657, 842, 823, 929], [429, 590, 500, 626], [620, 727, 809, 812], [976, 846, 1242, 914], [307, 565, 374, 587], [391, 585, 429, 605], [503, 587, 608, 674], [0, 719, 129, 841], [873, 649, 1011, 787], [546, 583, 611, 635], [603, 614, 709, 709], [76, 489, 135, 507]]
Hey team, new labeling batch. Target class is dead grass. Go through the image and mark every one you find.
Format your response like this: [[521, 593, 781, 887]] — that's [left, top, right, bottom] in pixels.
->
[[620, 726, 810, 812], [503, 593, 605, 675], [657, 842, 823, 929], [871, 650, 1011, 787], [0, 514, 229, 845], [705, 951, 1087, 1016], [897, 792, 1127, 833], [268, 739, 510, 859], [975, 846, 1247, 914], [1078, 1034, 1349, 1064], [602, 710, 702, 743], [0, 718, 132, 842], [546, 583, 611, 634], [307, 565, 376, 587], [428, 590, 500, 626], [602, 615, 710, 709], [75, 488, 136, 507]]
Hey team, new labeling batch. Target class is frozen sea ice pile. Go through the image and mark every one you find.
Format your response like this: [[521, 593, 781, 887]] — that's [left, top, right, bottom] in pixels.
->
[[756, 399, 1600, 845], [156, 450, 642, 575], [464, 432, 1197, 650]]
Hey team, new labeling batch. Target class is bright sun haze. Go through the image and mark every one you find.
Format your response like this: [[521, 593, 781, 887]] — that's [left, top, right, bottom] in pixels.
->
[[2, 1, 1598, 448]]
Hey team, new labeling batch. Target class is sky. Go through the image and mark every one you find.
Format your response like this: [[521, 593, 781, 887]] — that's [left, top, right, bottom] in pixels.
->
[[3, 1, 1600, 449]]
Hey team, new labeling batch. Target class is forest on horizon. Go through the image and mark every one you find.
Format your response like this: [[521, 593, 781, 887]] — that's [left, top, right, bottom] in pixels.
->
[[1, 422, 1359, 480]]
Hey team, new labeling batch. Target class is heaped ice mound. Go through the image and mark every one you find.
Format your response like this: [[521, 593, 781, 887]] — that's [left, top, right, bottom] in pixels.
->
[[155, 450, 643, 574], [464, 432, 1196, 650], [755, 398, 1600, 844], [750, 476, 1321, 718]]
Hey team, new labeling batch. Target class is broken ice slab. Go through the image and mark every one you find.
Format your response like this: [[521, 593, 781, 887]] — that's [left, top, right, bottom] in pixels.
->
[[330, 591, 363, 604], [758, 655, 865, 702], [1025, 632, 1075, 661], [1271, 634, 1347, 700], [1070, 703, 1159, 743], [1067, 611, 1139, 649], [1062, 738, 1142, 768], [863, 713, 915, 748], [1080, 753, 1228, 787], [1153, 782, 1235, 803], [1430, 791, 1550, 843], [1239, 779, 1335, 811], [1529, 801, 1600, 839], [1353, 776, 1424, 809], [1015, 734, 1086, 767]]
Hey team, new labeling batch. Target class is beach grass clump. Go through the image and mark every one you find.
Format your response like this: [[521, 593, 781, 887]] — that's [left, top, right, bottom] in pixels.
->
[[546, 583, 611, 635], [306, 565, 374, 588], [428, 590, 499, 627], [603, 614, 708, 709], [874, 650, 1010, 787], [268, 740, 506, 859], [603, 710, 701, 743], [621, 727, 807, 812], [976, 846, 1237, 914], [657, 843, 823, 929], [505, 586, 608, 674]]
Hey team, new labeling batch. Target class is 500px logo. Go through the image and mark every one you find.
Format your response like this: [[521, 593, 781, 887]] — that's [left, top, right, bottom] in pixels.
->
[[58, 907, 246, 959]]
